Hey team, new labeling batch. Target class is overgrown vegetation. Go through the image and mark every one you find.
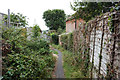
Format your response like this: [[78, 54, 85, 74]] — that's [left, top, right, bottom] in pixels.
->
[[70, 1, 119, 22], [59, 9, 120, 79], [2, 26, 55, 79], [32, 25, 41, 38], [46, 30, 59, 45], [51, 34, 59, 45], [3, 12, 28, 27], [60, 33, 73, 51], [57, 26, 92, 77], [52, 44, 91, 78]]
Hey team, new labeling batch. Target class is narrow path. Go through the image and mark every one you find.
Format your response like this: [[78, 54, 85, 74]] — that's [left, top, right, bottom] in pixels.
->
[[54, 49, 65, 78]]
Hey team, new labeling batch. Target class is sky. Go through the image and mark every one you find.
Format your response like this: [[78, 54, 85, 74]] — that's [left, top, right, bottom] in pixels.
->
[[0, 0, 75, 30]]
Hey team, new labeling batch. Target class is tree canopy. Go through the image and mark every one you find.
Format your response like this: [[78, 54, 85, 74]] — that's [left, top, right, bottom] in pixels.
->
[[71, 0, 119, 22], [43, 9, 66, 30]]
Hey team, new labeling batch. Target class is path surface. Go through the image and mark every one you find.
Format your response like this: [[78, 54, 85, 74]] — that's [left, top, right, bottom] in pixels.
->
[[54, 49, 65, 78]]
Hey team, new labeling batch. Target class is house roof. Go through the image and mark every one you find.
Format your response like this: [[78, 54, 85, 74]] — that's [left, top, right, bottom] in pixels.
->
[[66, 17, 85, 23], [59, 32, 72, 36], [66, 16, 85, 23], [0, 12, 6, 15], [0, 12, 6, 19], [66, 16, 75, 22]]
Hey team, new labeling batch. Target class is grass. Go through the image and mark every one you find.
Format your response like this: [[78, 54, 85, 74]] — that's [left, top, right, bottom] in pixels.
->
[[62, 50, 85, 78], [50, 49, 58, 55], [51, 44, 90, 78], [51, 44, 64, 51]]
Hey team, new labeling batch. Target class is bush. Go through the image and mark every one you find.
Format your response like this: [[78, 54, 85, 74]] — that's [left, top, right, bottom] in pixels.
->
[[2, 26, 55, 79], [2, 53, 55, 79], [60, 33, 73, 51], [27, 39, 50, 54], [3, 53, 39, 79], [32, 25, 41, 38], [51, 34, 59, 45], [67, 33, 73, 51]]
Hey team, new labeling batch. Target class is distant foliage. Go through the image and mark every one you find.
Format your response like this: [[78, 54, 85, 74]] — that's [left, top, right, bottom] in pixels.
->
[[51, 34, 59, 45], [47, 30, 59, 45], [32, 25, 41, 38], [43, 9, 66, 30]]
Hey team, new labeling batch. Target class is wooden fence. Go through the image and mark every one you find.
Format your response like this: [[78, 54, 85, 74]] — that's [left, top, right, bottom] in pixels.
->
[[59, 11, 120, 79]]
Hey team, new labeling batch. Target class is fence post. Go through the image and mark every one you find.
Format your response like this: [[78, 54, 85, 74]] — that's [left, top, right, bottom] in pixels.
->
[[98, 19, 105, 78], [109, 13, 116, 79], [91, 22, 96, 79], [8, 9, 10, 27]]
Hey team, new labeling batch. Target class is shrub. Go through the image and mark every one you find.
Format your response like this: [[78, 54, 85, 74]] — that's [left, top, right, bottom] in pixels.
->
[[32, 25, 41, 38], [2, 53, 55, 79], [60, 33, 73, 51], [2, 26, 55, 79], [67, 33, 73, 51], [51, 34, 59, 45], [27, 38, 50, 54]]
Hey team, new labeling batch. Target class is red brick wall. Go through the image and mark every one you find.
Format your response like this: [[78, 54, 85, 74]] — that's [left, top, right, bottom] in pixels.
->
[[66, 18, 84, 33]]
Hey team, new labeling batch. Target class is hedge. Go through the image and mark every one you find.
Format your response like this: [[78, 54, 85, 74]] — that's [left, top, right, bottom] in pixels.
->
[[60, 33, 73, 52]]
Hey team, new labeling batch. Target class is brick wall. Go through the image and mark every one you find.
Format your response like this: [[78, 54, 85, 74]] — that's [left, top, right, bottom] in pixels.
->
[[66, 18, 84, 33]]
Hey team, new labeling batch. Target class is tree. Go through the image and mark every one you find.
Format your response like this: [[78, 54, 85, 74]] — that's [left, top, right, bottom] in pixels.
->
[[43, 9, 66, 30], [32, 25, 41, 38], [4, 12, 28, 27], [71, 0, 119, 21]]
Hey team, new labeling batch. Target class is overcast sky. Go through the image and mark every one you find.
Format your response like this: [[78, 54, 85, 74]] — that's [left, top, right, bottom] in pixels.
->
[[0, 0, 75, 30]]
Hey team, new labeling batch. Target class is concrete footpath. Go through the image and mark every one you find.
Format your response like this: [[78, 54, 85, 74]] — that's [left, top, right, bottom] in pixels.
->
[[54, 49, 65, 78]]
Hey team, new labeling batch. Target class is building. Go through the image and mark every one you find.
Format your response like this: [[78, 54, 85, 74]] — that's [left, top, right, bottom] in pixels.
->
[[0, 12, 7, 27], [66, 18, 85, 33], [59, 17, 85, 45]]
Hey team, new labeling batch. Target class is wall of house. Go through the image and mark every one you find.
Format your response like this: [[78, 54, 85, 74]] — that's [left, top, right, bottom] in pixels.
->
[[66, 18, 84, 33], [0, 13, 7, 27], [0, 14, 2, 25], [66, 19, 75, 33], [0, 13, 4, 26], [76, 18, 85, 30]]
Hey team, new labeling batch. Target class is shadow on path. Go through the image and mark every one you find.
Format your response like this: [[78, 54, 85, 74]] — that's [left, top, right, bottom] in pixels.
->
[[54, 49, 65, 78]]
